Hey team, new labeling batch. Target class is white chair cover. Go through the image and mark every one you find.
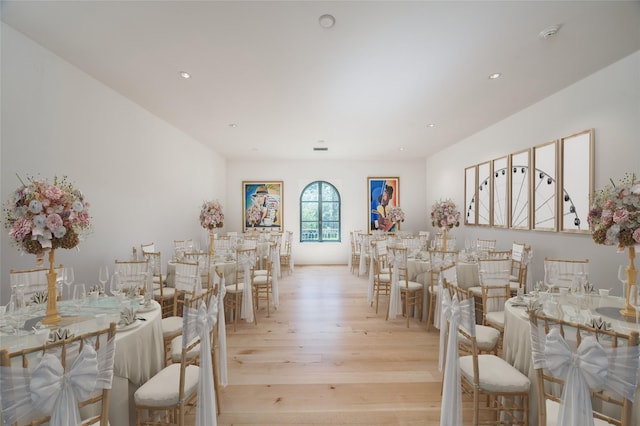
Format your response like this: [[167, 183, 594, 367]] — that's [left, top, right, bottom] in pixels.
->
[[238, 250, 256, 323], [387, 247, 403, 317], [183, 297, 217, 426], [530, 323, 639, 426], [269, 242, 280, 307], [359, 234, 370, 276], [0, 336, 116, 426], [438, 292, 475, 426]]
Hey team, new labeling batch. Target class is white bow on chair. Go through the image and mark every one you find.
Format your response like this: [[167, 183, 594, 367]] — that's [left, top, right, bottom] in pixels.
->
[[237, 251, 256, 323], [183, 299, 218, 426], [439, 291, 474, 426], [0, 337, 116, 426], [387, 249, 403, 317], [544, 328, 639, 426]]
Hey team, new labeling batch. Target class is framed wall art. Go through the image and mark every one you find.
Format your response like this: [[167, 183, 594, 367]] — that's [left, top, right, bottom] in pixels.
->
[[559, 129, 594, 234], [464, 165, 477, 226], [533, 141, 558, 231], [492, 156, 509, 228], [476, 161, 491, 226], [368, 177, 399, 232], [242, 181, 283, 232], [510, 149, 530, 230]]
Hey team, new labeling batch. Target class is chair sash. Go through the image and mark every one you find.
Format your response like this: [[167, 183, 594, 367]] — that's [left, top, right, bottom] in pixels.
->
[[439, 292, 475, 426], [530, 325, 640, 426], [0, 337, 116, 426], [183, 299, 217, 426], [387, 249, 403, 317], [269, 243, 280, 307], [212, 272, 228, 386], [238, 250, 256, 322]]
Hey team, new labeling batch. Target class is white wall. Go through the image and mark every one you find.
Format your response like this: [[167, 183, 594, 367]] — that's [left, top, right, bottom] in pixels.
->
[[226, 159, 426, 265], [0, 24, 227, 303], [426, 50, 640, 295]]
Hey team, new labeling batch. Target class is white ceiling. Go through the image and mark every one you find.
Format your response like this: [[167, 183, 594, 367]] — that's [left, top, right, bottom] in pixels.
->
[[2, 1, 640, 161]]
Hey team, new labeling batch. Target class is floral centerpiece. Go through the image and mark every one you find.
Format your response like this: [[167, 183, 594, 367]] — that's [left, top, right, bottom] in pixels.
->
[[3, 175, 92, 324], [431, 199, 461, 229], [246, 204, 262, 228], [387, 206, 405, 224], [4, 175, 92, 256], [200, 200, 224, 230], [587, 173, 640, 318], [588, 173, 640, 248]]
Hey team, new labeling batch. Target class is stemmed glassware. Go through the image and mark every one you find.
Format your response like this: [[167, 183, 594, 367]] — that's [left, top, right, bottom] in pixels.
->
[[545, 263, 558, 292], [63, 267, 75, 299], [98, 266, 109, 293], [110, 273, 122, 298], [618, 265, 628, 298], [72, 283, 86, 309], [464, 239, 471, 252], [629, 284, 640, 325]]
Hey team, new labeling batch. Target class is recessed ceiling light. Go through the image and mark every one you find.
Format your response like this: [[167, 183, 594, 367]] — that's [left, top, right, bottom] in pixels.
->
[[228, 123, 238, 128], [317, 139, 326, 144], [319, 14, 335, 29], [399, 147, 405, 152], [427, 123, 436, 128], [488, 73, 502, 80], [179, 71, 191, 79]]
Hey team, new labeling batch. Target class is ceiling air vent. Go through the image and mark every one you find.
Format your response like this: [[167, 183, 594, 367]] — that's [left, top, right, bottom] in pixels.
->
[[313, 147, 328, 151]]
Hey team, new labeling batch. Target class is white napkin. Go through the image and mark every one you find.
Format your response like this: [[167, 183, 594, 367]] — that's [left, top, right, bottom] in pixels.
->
[[119, 306, 137, 326]]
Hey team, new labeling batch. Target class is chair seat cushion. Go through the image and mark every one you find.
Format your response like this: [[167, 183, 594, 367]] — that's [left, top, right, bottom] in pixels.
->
[[253, 275, 271, 285], [486, 311, 505, 328], [226, 283, 246, 293], [399, 281, 423, 291], [153, 287, 175, 299], [377, 273, 391, 283], [254, 269, 267, 276], [161, 316, 183, 337], [459, 354, 530, 393], [459, 325, 500, 351], [134, 363, 199, 407], [468, 286, 482, 296]]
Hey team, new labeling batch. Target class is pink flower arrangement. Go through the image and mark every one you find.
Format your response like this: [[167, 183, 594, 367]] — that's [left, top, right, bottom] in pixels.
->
[[588, 173, 640, 248], [3, 175, 92, 255], [431, 199, 461, 229], [200, 200, 224, 230]]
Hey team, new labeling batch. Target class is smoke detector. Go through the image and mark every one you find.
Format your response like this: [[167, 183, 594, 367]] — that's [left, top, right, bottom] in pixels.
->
[[539, 25, 561, 39]]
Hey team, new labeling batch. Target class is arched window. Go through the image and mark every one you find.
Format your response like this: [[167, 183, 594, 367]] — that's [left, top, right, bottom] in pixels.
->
[[300, 181, 341, 242]]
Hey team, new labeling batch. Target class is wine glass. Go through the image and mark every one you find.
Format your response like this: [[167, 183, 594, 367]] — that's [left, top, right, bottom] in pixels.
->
[[63, 267, 75, 299], [618, 265, 627, 298], [110, 273, 122, 298], [99, 265, 109, 293], [545, 263, 558, 292], [72, 283, 86, 309], [629, 284, 640, 325], [464, 239, 471, 252]]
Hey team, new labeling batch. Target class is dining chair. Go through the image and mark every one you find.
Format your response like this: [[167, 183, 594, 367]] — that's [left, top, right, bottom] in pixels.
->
[[183, 251, 211, 289], [476, 238, 496, 253], [509, 242, 531, 293], [418, 231, 430, 250], [528, 310, 640, 426], [469, 258, 511, 325], [543, 257, 589, 291], [427, 249, 458, 331], [349, 231, 362, 275], [135, 293, 203, 426], [279, 231, 293, 277], [114, 259, 150, 298], [484, 249, 511, 260], [224, 246, 258, 331], [0, 322, 117, 426], [161, 260, 201, 365], [371, 239, 391, 314], [252, 246, 275, 318], [141, 249, 174, 318], [387, 246, 423, 328], [214, 235, 232, 255], [436, 235, 456, 251], [9, 265, 65, 306]]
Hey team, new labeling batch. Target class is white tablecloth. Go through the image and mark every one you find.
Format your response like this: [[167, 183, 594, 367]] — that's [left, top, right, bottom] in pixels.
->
[[503, 294, 640, 426]]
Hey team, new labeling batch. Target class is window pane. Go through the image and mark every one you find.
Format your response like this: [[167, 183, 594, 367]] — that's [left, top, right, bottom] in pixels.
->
[[322, 184, 339, 201], [321, 222, 340, 241], [301, 222, 319, 241], [301, 183, 319, 201], [301, 203, 319, 221], [321, 202, 340, 220]]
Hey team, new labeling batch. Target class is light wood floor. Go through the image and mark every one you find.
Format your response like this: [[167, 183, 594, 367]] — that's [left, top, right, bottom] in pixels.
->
[[190, 265, 447, 425]]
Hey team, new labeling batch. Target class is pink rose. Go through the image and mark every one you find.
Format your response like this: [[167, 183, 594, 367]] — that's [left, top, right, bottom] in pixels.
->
[[45, 213, 63, 231], [613, 209, 629, 224], [633, 229, 640, 244], [44, 185, 63, 200], [76, 210, 91, 225], [9, 217, 32, 241]]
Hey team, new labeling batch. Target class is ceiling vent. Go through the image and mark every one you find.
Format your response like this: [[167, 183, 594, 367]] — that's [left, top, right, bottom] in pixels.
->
[[313, 147, 328, 151]]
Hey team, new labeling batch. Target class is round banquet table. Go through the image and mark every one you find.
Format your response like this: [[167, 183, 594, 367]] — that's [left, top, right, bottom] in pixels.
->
[[0, 298, 164, 426], [503, 293, 640, 426]]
